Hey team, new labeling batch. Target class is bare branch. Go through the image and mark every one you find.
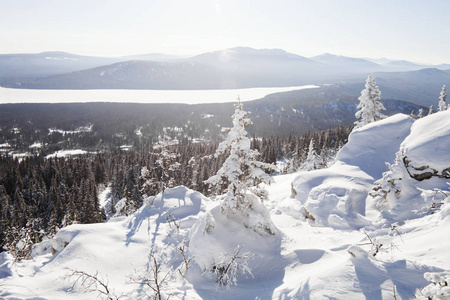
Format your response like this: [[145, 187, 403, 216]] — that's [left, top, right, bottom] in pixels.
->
[[129, 252, 173, 300], [65, 269, 123, 300], [175, 241, 194, 278]]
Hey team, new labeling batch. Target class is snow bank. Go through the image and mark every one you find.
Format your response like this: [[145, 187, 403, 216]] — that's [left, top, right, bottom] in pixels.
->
[[290, 112, 450, 228], [336, 113, 414, 180], [288, 163, 373, 228], [368, 110, 450, 224], [290, 115, 414, 228], [0, 186, 212, 299], [188, 194, 284, 299]]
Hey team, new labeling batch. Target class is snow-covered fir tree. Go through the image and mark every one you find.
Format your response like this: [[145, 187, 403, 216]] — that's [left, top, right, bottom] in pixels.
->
[[206, 97, 277, 218], [438, 84, 447, 112], [416, 108, 424, 119], [299, 139, 319, 171], [153, 128, 181, 193], [354, 74, 386, 129], [286, 143, 303, 173]]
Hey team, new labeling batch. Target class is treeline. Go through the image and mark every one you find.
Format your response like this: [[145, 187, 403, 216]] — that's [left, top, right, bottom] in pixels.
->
[[0, 154, 106, 258], [0, 125, 351, 259]]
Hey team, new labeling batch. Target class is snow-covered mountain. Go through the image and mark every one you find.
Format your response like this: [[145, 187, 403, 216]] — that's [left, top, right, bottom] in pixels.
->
[[2, 47, 446, 90], [2, 110, 450, 299], [373, 68, 450, 106], [190, 47, 316, 70], [19, 60, 224, 90], [0, 52, 120, 81], [311, 53, 381, 72], [12, 47, 324, 89]]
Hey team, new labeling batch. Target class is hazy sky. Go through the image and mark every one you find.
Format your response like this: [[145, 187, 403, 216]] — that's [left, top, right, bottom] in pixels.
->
[[1, 0, 449, 64]]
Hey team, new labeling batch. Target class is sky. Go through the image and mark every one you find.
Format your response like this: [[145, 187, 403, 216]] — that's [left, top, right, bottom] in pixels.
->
[[1, 0, 450, 64]]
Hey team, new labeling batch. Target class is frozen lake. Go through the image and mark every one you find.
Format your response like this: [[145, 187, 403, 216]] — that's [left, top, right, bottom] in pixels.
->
[[0, 85, 318, 104]]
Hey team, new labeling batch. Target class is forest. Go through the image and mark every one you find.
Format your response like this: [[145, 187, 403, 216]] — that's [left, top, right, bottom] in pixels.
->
[[0, 123, 351, 258]]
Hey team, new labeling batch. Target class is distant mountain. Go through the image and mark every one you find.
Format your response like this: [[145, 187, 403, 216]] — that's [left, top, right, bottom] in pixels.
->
[[0, 52, 120, 82], [374, 68, 450, 107], [364, 57, 426, 70], [187, 47, 326, 87], [382, 60, 426, 71], [19, 60, 226, 90], [311, 53, 380, 72], [14, 48, 329, 89], [1, 47, 449, 94], [0, 52, 187, 85], [436, 63, 450, 70], [5, 48, 362, 89], [190, 47, 315, 69], [120, 53, 188, 62]]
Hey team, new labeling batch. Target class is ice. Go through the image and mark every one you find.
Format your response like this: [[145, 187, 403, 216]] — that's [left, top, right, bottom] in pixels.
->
[[0, 85, 318, 104]]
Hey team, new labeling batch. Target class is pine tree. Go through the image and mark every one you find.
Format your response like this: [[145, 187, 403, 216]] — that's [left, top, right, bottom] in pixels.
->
[[438, 85, 447, 112], [354, 74, 386, 129], [206, 98, 277, 217]]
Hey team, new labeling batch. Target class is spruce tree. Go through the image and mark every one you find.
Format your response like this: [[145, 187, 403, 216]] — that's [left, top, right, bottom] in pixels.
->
[[301, 139, 319, 171], [206, 98, 277, 216], [354, 74, 386, 129], [438, 85, 447, 112]]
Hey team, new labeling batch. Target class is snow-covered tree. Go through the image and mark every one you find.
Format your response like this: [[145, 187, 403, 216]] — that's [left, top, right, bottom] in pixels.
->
[[354, 74, 386, 129], [300, 139, 319, 171], [416, 108, 424, 119], [438, 85, 447, 112], [153, 128, 181, 193], [206, 98, 277, 216]]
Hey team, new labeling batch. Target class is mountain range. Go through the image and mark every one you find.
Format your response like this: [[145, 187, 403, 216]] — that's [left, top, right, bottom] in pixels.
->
[[0, 47, 447, 88], [0, 47, 449, 108]]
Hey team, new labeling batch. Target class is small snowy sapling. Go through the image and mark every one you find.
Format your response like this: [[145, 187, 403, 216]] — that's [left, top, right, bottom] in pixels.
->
[[211, 245, 254, 289]]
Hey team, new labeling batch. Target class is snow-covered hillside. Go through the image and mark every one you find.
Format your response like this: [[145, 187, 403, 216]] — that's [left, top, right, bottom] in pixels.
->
[[1, 111, 450, 299]]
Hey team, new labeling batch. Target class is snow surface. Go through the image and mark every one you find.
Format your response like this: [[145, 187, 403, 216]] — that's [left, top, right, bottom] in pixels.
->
[[336, 113, 414, 179], [1, 113, 450, 299], [0, 85, 318, 104], [45, 149, 88, 159], [29, 142, 42, 149]]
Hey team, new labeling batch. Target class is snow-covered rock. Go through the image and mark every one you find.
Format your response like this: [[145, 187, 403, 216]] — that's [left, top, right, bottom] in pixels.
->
[[401, 110, 450, 181]]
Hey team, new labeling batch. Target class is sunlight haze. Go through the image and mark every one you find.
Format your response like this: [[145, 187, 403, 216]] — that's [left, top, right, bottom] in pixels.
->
[[1, 0, 450, 64]]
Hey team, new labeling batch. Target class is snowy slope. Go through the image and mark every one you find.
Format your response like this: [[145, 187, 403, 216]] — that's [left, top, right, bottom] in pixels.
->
[[1, 113, 450, 299]]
